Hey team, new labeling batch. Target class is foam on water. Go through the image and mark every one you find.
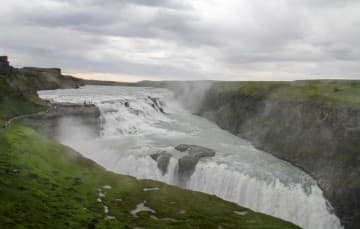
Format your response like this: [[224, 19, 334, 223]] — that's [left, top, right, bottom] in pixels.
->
[[38, 85, 343, 229]]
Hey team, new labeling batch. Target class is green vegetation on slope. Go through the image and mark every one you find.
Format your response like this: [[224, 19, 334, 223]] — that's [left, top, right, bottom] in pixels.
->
[[0, 126, 299, 228], [0, 76, 47, 126], [211, 80, 360, 109], [0, 63, 83, 126]]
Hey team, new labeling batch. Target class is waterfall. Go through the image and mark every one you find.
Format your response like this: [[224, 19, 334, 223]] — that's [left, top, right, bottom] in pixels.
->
[[38, 85, 343, 229]]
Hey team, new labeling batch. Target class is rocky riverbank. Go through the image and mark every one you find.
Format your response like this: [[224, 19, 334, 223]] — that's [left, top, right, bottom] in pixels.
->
[[196, 81, 360, 229], [18, 103, 101, 139]]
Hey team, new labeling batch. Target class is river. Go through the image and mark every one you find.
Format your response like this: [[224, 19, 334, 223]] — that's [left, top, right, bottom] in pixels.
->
[[38, 85, 342, 229]]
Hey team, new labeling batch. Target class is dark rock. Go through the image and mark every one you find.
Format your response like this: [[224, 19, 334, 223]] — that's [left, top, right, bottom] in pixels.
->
[[175, 144, 215, 183], [150, 151, 172, 175], [175, 144, 216, 158], [0, 56, 9, 65], [174, 144, 189, 152], [0, 56, 11, 75], [148, 96, 165, 113], [21, 67, 61, 77]]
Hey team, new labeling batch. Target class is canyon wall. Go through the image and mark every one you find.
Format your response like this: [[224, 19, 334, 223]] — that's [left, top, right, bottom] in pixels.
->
[[195, 81, 360, 229]]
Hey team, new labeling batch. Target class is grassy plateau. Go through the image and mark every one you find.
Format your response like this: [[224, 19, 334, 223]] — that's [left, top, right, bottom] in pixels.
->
[[211, 80, 360, 109]]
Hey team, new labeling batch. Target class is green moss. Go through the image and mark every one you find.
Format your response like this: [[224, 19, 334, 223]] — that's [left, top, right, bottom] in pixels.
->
[[0, 76, 45, 125], [0, 126, 299, 228]]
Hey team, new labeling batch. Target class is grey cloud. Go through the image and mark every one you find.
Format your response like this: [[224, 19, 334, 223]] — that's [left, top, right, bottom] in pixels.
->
[[1, 0, 360, 81], [15, 1, 200, 42]]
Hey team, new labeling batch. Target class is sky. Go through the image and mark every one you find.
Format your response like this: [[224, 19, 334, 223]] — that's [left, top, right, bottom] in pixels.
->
[[1, 0, 360, 82]]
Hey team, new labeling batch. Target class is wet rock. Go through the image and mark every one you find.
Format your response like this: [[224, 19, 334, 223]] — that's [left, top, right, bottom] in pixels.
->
[[148, 96, 165, 113], [150, 151, 172, 175], [175, 144, 215, 158], [175, 144, 215, 183]]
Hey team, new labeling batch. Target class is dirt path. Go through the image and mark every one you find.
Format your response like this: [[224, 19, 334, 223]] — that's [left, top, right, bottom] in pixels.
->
[[1, 111, 48, 130]]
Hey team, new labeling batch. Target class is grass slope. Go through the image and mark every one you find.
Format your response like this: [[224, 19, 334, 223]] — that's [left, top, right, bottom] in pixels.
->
[[0, 126, 299, 229], [0, 76, 46, 126]]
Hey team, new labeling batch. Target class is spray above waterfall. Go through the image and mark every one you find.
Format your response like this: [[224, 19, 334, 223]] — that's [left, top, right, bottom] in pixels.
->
[[38, 85, 343, 229]]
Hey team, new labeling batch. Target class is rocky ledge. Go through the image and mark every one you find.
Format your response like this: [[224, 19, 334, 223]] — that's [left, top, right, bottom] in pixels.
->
[[19, 103, 101, 139], [151, 144, 216, 184]]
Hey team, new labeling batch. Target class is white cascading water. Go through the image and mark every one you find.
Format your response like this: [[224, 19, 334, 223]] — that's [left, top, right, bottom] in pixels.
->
[[39, 85, 343, 229]]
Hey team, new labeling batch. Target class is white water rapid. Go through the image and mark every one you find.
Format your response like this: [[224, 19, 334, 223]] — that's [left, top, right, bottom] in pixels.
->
[[38, 85, 342, 229]]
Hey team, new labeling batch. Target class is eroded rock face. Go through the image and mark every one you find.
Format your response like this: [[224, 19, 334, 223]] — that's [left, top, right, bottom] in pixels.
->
[[147, 96, 165, 113], [198, 89, 360, 229], [175, 144, 215, 183], [20, 103, 101, 139], [175, 144, 216, 157], [20, 67, 62, 77], [150, 151, 172, 175], [150, 144, 216, 184]]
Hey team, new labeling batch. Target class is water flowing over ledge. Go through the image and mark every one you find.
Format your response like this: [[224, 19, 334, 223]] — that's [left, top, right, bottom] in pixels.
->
[[38, 85, 343, 229]]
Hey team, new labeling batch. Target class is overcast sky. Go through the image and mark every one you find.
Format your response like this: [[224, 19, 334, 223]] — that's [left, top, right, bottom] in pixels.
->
[[1, 0, 360, 81]]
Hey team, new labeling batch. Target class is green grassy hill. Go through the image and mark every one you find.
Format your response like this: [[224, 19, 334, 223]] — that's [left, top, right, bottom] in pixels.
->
[[0, 126, 299, 228], [0, 76, 47, 127]]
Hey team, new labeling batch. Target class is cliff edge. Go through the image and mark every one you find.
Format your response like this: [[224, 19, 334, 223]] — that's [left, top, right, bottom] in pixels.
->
[[197, 81, 360, 229]]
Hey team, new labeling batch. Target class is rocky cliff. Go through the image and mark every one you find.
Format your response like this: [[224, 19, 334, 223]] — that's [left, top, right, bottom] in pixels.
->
[[0, 56, 85, 125], [196, 81, 360, 229]]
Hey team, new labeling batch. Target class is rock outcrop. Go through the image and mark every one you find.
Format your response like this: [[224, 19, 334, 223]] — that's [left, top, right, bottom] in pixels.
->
[[0, 57, 84, 93], [148, 96, 165, 113], [150, 144, 216, 184], [175, 144, 215, 183], [150, 151, 172, 175], [21, 67, 62, 77], [19, 103, 101, 139], [0, 56, 11, 75]]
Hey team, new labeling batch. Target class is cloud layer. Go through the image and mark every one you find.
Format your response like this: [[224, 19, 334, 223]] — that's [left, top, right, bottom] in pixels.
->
[[1, 0, 359, 81]]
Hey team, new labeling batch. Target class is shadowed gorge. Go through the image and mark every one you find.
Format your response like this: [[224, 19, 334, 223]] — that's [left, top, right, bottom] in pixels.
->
[[196, 81, 360, 229]]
